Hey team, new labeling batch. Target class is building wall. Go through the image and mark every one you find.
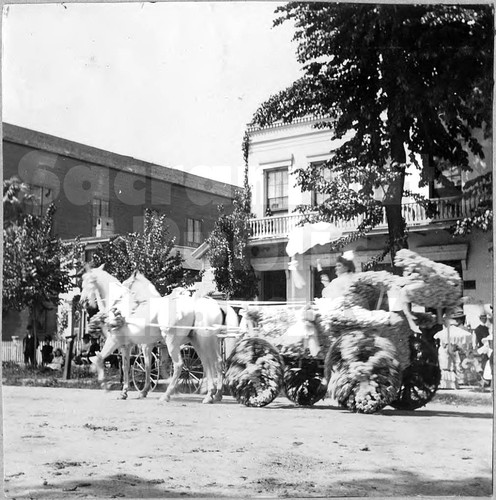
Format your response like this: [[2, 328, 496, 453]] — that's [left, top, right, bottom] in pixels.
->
[[247, 118, 493, 217], [3, 128, 235, 245]]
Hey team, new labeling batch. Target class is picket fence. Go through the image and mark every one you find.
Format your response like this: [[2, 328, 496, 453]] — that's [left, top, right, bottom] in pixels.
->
[[1, 340, 83, 365]]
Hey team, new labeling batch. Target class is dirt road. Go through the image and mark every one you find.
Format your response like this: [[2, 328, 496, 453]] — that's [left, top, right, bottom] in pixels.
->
[[2, 385, 493, 498]]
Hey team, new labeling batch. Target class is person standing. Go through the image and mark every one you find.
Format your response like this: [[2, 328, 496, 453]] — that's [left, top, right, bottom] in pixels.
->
[[23, 327, 38, 366], [478, 333, 493, 390], [41, 339, 54, 366], [474, 313, 490, 348]]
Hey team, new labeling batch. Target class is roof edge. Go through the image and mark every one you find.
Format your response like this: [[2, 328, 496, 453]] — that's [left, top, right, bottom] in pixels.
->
[[3, 122, 238, 198]]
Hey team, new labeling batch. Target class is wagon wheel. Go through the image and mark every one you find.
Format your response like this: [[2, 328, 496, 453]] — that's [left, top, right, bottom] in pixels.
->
[[283, 357, 327, 406], [389, 334, 441, 411], [324, 331, 402, 414], [225, 337, 284, 407], [131, 349, 160, 393], [170, 344, 204, 394]]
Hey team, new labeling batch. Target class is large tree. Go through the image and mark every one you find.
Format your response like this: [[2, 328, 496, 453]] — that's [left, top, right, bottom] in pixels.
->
[[92, 209, 188, 296], [249, 4, 493, 270], [3, 195, 83, 349]]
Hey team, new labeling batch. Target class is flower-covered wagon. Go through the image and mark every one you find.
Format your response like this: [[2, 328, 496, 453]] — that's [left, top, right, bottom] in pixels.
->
[[225, 249, 463, 413]]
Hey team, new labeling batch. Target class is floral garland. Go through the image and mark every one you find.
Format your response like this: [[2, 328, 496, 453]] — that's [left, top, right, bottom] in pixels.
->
[[343, 271, 398, 310], [108, 308, 126, 330], [326, 330, 402, 413], [318, 307, 411, 372], [225, 338, 284, 407], [317, 269, 412, 414], [393, 249, 462, 310], [87, 312, 108, 339]]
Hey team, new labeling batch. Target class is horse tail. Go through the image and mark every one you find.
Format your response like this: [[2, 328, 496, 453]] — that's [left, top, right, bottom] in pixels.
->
[[220, 305, 240, 359], [224, 305, 239, 330]]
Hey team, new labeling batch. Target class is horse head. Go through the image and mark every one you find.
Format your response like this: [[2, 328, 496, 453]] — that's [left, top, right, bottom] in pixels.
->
[[80, 264, 126, 315], [123, 271, 161, 303], [80, 264, 106, 312]]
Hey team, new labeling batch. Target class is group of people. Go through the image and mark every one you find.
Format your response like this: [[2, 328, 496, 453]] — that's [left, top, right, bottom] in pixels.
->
[[73, 334, 101, 365], [23, 333, 66, 371], [316, 251, 493, 391], [434, 310, 493, 390], [22, 328, 102, 371]]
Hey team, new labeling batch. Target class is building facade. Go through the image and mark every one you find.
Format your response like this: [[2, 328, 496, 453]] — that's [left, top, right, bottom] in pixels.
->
[[245, 117, 493, 326], [2, 123, 237, 340]]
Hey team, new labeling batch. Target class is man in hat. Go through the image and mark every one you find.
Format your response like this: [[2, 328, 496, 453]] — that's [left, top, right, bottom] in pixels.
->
[[23, 326, 38, 366]]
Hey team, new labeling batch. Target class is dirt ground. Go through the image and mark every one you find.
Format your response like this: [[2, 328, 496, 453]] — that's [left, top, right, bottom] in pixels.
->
[[2, 385, 493, 499]]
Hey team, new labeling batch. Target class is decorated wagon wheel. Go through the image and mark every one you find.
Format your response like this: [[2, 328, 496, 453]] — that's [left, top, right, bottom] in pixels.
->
[[389, 334, 441, 411], [131, 347, 160, 393], [170, 344, 204, 394], [324, 330, 403, 414], [283, 357, 327, 406], [226, 337, 284, 407]]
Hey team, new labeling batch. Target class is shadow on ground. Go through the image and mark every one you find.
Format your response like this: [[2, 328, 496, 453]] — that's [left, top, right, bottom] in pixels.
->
[[6, 470, 492, 499]]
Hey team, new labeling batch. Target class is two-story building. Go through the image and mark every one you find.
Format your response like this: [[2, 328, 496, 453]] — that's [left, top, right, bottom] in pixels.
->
[[245, 116, 493, 325], [2, 123, 237, 340]]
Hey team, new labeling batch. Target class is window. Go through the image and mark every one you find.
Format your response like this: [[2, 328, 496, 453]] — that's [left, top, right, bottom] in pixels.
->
[[265, 168, 288, 214], [28, 185, 53, 216], [186, 218, 202, 247], [312, 162, 333, 207], [423, 155, 462, 198], [92, 198, 110, 226], [432, 164, 462, 198]]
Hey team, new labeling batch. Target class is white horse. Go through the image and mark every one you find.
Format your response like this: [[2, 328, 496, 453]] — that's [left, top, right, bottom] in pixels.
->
[[122, 271, 239, 402], [80, 266, 238, 403], [80, 265, 163, 399]]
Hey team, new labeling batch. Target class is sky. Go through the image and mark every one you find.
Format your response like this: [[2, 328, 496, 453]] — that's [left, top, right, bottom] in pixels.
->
[[2, 2, 302, 187]]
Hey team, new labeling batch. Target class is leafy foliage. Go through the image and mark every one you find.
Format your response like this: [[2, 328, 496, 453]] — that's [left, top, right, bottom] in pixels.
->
[[3, 176, 32, 228], [207, 174, 259, 299], [3, 204, 82, 311], [92, 209, 188, 296], [250, 4, 493, 267], [450, 172, 493, 236]]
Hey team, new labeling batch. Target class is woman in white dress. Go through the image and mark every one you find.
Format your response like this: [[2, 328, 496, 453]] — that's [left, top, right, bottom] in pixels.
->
[[321, 253, 356, 300]]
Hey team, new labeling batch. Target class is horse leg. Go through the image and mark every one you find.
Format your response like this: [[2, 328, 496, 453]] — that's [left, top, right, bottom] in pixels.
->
[[94, 336, 121, 391], [190, 335, 219, 404], [118, 344, 131, 400], [138, 344, 152, 399], [160, 336, 184, 403]]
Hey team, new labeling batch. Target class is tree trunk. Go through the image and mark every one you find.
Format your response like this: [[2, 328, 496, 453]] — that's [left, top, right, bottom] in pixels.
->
[[384, 129, 408, 274]]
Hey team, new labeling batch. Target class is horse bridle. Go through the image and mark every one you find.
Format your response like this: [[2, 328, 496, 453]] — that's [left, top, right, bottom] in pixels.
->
[[86, 275, 143, 316]]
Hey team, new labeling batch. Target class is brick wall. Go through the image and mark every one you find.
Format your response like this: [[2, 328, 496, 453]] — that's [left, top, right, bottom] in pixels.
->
[[3, 135, 234, 244]]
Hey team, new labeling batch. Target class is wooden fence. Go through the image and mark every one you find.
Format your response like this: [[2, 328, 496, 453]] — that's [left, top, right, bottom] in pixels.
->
[[1, 340, 83, 365]]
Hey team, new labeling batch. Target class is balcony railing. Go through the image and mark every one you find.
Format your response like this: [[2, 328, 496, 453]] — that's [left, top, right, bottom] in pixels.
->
[[249, 197, 482, 240]]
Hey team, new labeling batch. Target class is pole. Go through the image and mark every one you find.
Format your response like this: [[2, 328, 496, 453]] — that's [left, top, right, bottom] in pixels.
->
[[63, 335, 76, 380]]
